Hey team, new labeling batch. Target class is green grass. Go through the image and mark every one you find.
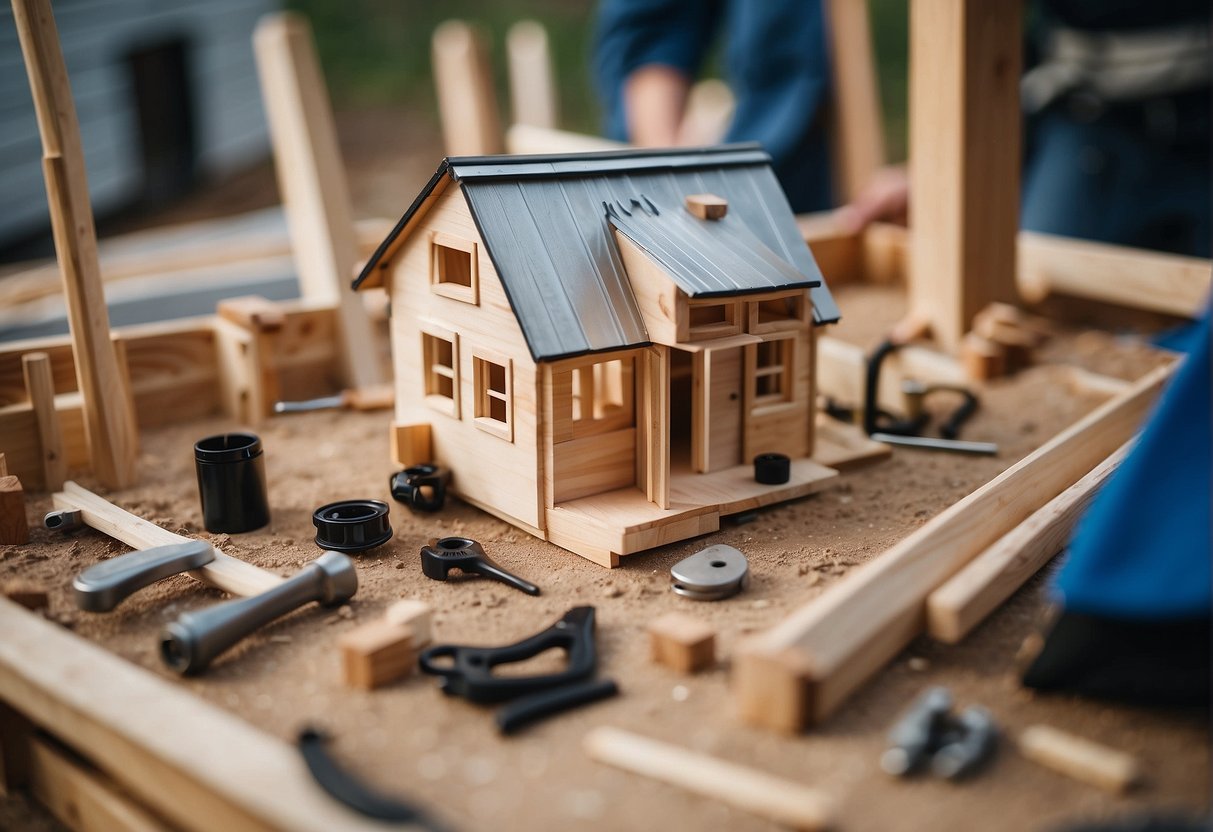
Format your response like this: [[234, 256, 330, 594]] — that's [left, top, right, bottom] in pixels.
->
[[289, 0, 909, 157]]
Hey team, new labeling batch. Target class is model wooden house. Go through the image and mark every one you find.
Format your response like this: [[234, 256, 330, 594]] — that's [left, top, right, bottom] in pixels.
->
[[354, 145, 840, 567]]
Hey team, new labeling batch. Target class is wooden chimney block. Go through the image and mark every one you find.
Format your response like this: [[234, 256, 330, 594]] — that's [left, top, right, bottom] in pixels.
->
[[384, 599, 433, 648], [960, 332, 1007, 381], [339, 620, 415, 690], [648, 612, 716, 673], [0, 477, 28, 546], [684, 194, 728, 220]]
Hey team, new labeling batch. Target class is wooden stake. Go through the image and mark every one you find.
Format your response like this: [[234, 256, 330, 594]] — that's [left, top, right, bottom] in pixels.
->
[[0, 597, 406, 831], [432, 20, 503, 156], [253, 12, 385, 392], [21, 351, 66, 491], [1018, 725, 1142, 794], [12, 0, 138, 489], [584, 727, 833, 831], [927, 441, 1132, 643], [52, 481, 280, 597], [506, 21, 558, 130], [908, 0, 1021, 351], [734, 363, 1174, 732]]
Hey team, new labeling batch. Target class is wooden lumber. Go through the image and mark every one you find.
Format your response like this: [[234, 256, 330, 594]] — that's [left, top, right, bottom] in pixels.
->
[[927, 441, 1132, 643], [908, 0, 1021, 351], [52, 481, 280, 597], [390, 423, 433, 468], [584, 727, 833, 831], [504, 124, 623, 155], [432, 20, 503, 156], [811, 414, 892, 471], [796, 214, 863, 286], [1019, 229, 1213, 318], [21, 352, 66, 491], [1018, 725, 1141, 794], [0, 597, 414, 832], [12, 0, 139, 489], [0, 476, 28, 545], [28, 735, 168, 832], [825, 0, 886, 201], [339, 620, 414, 690], [648, 612, 716, 674], [253, 13, 385, 392], [506, 21, 558, 130], [734, 363, 1174, 732]]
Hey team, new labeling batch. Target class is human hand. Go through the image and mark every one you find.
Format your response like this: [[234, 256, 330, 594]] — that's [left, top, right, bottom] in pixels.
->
[[834, 165, 909, 233]]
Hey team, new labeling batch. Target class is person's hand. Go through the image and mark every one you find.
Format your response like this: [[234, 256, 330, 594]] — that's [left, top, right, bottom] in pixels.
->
[[834, 165, 909, 233]]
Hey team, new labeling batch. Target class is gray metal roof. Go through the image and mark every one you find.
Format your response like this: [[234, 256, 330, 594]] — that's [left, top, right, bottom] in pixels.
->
[[355, 145, 839, 362]]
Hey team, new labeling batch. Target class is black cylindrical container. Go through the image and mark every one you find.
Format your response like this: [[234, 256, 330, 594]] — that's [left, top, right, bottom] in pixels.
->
[[194, 433, 271, 533], [753, 452, 791, 485]]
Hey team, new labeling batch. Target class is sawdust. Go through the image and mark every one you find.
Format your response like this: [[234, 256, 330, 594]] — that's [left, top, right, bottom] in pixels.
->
[[1, 289, 1206, 832]]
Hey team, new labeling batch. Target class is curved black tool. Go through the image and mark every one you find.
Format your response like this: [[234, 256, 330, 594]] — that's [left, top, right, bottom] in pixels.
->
[[421, 537, 540, 596], [298, 728, 449, 830], [313, 500, 393, 553], [864, 339, 931, 437], [419, 606, 596, 703], [495, 677, 619, 735], [390, 464, 450, 512], [73, 540, 215, 612]]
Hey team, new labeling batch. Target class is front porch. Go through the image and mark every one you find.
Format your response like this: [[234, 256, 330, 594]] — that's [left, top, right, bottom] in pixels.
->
[[544, 457, 838, 567]]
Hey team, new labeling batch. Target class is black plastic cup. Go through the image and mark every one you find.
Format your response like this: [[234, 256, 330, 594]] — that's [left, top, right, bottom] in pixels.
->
[[194, 433, 271, 533], [753, 452, 791, 485]]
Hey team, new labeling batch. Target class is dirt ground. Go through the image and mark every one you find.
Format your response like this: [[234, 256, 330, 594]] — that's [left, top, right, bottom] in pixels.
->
[[2, 276, 1206, 831]]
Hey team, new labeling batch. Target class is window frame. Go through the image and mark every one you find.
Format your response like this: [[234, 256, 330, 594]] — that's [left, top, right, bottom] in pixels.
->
[[428, 230, 479, 305], [746, 336, 794, 412], [472, 348, 513, 442], [420, 325, 460, 418]]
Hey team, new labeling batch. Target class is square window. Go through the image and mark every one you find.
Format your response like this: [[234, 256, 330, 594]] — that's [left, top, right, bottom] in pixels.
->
[[422, 330, 459, 417], [429, 232, 479, 304]]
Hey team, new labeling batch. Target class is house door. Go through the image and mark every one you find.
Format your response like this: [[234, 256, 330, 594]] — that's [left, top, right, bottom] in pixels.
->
[[692, 347, 743, 472]]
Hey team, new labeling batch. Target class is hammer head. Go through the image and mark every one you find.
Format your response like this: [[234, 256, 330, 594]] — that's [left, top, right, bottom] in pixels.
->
[[313, 550, 358, 606]]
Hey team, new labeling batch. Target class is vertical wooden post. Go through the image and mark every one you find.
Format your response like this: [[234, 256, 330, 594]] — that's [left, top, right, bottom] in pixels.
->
[[908, 0, 1022, 351], [825, 0, 887, 201], [253, 13, 386, 391], [643, 346, 670, 510], [21, 352, 66, 492], [506, 21, 558, 130], [12, 0, 138, 489], [432, 20, 504, 156]]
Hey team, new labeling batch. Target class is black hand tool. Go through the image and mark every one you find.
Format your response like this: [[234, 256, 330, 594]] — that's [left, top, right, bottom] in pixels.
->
[[160, 551, 357, 675], [931, 705, 997, 780], [495, 677, 620, 735], [881, 686, 954, 776], [73, 540, 215, 612], [390, 464, 450, 512], [420, 537, 540, 596]]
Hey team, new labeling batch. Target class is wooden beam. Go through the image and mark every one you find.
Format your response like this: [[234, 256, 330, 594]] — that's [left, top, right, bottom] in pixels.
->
[[12, 0, 139, 489], [432, 20, 503, 156], [506, 21, 558, 129], [734, 362, 1174, 732], [1019, 230, 1212, 318], [926, 440, 1131, 643], [253, 13, 385, 391], [825, 0, 887, 202], [52, 481, 281, 597], [20, 352, 66, 492], [504, 124, 623, 155], [908, 0, 1021, 350], [0, 598, 416, 832]]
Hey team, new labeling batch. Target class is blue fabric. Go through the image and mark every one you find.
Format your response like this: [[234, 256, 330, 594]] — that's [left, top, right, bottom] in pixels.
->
[[1055, 305, 1212, 619], [1021, 108, 1212, 258], [593, 0, 834, 213]]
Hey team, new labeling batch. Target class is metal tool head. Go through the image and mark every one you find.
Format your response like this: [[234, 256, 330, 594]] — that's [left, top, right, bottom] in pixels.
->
[[670, 544, 749, 601], [313, 550, 359, 606], [44, 509, 84, 533], [73, 540, 215, 612]]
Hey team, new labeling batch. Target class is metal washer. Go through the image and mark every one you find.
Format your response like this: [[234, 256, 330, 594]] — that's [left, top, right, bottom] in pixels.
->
[[670, 544, 749, 601]]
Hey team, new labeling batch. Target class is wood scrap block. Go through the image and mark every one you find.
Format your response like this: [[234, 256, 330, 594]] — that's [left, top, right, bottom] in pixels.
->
[[960, 332, 1006, 381], [339, 620, 415, 690], [1018, 725, 1141, 794], [0, 453, 6, 476], [0, 476, 28, 545], [384, 599, 433, 648], [973, 314, 1036, 371], [684, 194, 728, 220], [217, 295, 287, 332], [648, 612, 715, 673], [390, 422, 432, 468], [3, 581, 48, 612]]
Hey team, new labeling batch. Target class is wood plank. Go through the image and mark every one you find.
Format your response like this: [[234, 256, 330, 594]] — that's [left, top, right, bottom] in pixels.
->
[[926, 440, 1131, 643], [825, 0, 886, 202], [253, 13, 385, 391], [0, 598, 417, 832], [52, 481, 281, 597], [21, 352, 65, 492], [811, 414, 892, 470], [797, 213, 863, 286], [734, 362, 1174, 731], [552, 429, 636, 503], [432, 20, 502, 156], [506, 21, 557, 130], [908, 0, 1021, 350], [504, 124, 624, 155], [13, 0, 138, 488]]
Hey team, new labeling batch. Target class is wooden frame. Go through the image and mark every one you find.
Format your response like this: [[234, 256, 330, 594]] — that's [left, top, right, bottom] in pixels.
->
[[419, 324, 461, 419], [428, 230, 480, 305], [471, 347, 513, 442]]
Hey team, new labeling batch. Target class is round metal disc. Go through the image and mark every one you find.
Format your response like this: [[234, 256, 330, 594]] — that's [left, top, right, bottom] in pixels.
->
[[670, 544, 749, 601]]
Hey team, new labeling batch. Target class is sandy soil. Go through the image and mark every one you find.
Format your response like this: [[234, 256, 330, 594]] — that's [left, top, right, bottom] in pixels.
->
[[1, 281, 1205, 832]]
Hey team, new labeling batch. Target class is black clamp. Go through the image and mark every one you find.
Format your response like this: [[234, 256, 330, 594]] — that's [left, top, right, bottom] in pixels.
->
[[421, 537, 540, 596], [390, 464, 450, 512]]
